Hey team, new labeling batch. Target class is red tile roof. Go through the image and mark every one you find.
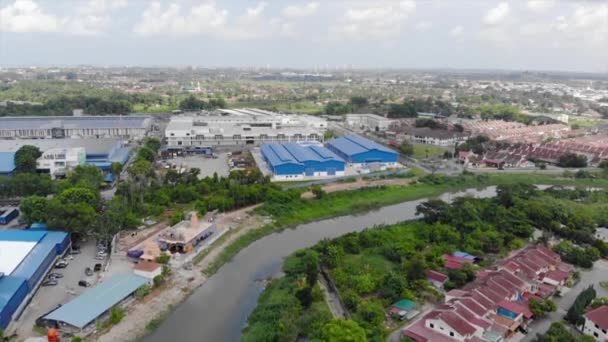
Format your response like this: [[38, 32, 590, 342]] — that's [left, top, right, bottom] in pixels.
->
[[439, 311, 476, 337], [498, 299, 533, 319], [426, 270, 449, 283], [134, 261, 161, 272], [586, 306, 608, 330], [545, 269, 569, 283]]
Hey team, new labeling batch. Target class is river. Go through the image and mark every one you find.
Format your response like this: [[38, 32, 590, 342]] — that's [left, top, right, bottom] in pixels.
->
[[145, 186, 501, 342]]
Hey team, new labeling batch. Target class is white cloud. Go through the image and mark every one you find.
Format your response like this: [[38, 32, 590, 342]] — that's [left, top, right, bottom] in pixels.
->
[[282, 2, 319, 17], [134, 1, 227, 36], [449, 25, 464, 37], [0, 0, 59, 33], [0, 0, 126, 35], [331, 0, 416, 40], [526, 0, 555, 13], [483, 2, 510, 26], [414, 21, 432, 31]]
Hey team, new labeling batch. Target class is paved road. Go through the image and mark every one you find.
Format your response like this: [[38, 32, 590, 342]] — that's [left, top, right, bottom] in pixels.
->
[[522, 259, 608, 341]]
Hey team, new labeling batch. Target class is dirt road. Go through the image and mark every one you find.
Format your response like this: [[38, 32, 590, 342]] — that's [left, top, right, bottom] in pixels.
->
[[301, 177, 413, 198]]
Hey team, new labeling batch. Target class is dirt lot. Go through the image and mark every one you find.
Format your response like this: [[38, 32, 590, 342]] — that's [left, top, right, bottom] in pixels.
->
[[301, 177, 413, 198], [95, 204, 265, 342]]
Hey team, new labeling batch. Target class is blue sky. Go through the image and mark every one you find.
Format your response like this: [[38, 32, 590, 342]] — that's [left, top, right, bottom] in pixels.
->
[[0, 0, 607, 72]]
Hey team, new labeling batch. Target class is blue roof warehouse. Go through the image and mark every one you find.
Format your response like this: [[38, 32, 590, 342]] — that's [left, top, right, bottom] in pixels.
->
[[0, 152, 16, 176], [261, 143, 345, 180], [0, 229, 69, 330], [326, 135, 399, 165], [43, 273, 148, 332]]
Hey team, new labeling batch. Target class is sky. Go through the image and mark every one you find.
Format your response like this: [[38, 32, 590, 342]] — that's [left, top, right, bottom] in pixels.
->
[[0, 0, 607, 72]]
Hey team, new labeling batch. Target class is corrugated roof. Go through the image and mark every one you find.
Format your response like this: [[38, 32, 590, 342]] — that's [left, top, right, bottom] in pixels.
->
[[0, 230, 46, 242], [0, 138, 123, 156], [11, 231, 68, 281], [0, 152, 15, 173], [44, 273, 148, 328], [326, 135, 396, 156], [0, 116, 150, 130], [0, 276, 27, 307], [261, 143, 344, 167]]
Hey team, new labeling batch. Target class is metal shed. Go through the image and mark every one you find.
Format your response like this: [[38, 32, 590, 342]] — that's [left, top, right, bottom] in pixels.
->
[[261, 143, 345, 178], [326, 135, 398, 164], [43, 274, 148, 330]]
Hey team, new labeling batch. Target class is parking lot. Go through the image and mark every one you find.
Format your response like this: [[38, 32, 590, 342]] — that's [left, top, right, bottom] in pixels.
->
[[167, 152, 230, 178], [13, 240, 108, 339]]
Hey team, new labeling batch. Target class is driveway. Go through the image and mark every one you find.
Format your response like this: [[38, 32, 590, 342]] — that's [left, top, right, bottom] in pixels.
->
[[13, 241, 103, 340], [522, 259, 608, 341]]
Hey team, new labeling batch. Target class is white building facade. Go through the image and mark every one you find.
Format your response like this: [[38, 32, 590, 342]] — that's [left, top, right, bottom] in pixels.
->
[[345, 114, 395, 131], [36, 147, 86, 179], [165, 109, 327, 148]]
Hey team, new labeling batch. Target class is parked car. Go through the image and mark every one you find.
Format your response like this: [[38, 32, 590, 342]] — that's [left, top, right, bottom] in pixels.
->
[[48, 273, 63, 279], [85, 267, 94, 276], [94, 263, 102, 272], [42, 280, 58, 287], [55, 260, 68, 268], [78, 280, 91, 287]]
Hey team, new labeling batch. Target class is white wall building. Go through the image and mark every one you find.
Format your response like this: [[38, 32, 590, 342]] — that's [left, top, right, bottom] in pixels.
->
[[36, 147, 86, 179], [345, 114, 395, 132], [583, 306, 608, 341], [165, 109, 327, 148], [0, 116, 151, 140]]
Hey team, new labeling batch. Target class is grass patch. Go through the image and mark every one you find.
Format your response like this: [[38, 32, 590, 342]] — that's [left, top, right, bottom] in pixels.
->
[[412, 143, 449, 159], [203, 172, 608, 276], [145, 304, 175, 333]]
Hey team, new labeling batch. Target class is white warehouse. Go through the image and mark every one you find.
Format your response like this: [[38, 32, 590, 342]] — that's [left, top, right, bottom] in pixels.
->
[[165, 109, 328, 148]]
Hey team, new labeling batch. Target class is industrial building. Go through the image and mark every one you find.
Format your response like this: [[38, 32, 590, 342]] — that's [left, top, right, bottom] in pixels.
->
[[0, 138, 132, 178], [0, 229, 70, 329], [0, 152, 16, 176], [326, 135, 399, 166], [165, 108, 327, 149], [42, 273, 148, 332], [0, 116, 151, 140], [345, 114, 395, 132], [261, 143, 345, 180], [0, 207, 19, 225]]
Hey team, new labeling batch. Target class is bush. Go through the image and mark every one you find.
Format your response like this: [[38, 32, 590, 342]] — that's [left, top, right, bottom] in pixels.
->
[[135, 284, 151, 299], [153, 274, 165, 288], [155, 252, 170, 265], [109, 306, 125, 325]]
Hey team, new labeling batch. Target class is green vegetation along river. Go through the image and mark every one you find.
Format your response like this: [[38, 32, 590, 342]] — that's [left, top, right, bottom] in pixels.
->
[[145, 186, 504, 342]]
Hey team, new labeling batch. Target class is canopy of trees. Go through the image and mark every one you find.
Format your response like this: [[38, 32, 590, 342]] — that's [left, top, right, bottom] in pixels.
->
[[179, 95, 226, 111], [14, 145, 41, 173], [558, 153, 588, 168], [565, 286, 596, 326]]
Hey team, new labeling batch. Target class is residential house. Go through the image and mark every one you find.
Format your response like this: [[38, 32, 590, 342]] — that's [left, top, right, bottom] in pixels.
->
[[583, 305, 608, 341]]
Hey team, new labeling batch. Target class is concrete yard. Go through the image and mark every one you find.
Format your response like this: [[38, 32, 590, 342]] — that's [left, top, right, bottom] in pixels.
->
[[13, 240, 104, 339], [167, 152, 230, 178]]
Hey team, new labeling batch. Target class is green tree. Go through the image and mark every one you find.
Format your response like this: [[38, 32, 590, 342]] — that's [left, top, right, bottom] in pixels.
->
[[111, 162, 123, 176], [46, 200, 98, 235], [349, 96, 368, 110], [399, 141, 414, 156], [143, 137, 161, 152], [19, 195, 49, 225], [56, 187, 99, 208], [137, 147, 156, 162], [68, 164, 104, 189], [402, 254, 427, 281], [528, 298, 557, 317], [14, 145, 42, 173], [558, 153, 587, 168], [319, 319, 367, 342]]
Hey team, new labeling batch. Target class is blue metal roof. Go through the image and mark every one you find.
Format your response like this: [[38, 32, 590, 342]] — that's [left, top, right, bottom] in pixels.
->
[[44, 273, 148, 328], [261, 144, 299, 167], [0, 276, 27, 305], [0, 230, 46, 242], [108, 147, 131, 165], [0, 152, 15, 174], [328, 135, 396, 156], [11, 231, 68, 281]]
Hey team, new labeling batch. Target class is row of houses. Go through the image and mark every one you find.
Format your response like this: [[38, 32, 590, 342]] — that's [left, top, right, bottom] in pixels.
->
[[404, 245, 574, 342], [462, 121, 570, 144]]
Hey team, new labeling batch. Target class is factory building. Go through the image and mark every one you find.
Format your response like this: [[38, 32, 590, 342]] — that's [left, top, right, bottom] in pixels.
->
[[0, 230, 70, 329], [345, 114, 395, 132], [261, 143, 345, 180], [0, 116, 151, 140], [165, 109, 327, 149], [0, 139, 132, 178], [0, 152, 16, 176], [326, 135, 399, 166]]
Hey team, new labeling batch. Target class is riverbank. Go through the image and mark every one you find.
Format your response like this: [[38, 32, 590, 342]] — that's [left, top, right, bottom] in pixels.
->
[[204, 172, 608, 276], [95, 172, 608, 342]]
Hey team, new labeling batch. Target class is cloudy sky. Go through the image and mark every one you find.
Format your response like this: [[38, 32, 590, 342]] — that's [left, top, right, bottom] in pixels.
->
[[0, 0, 607, 72]]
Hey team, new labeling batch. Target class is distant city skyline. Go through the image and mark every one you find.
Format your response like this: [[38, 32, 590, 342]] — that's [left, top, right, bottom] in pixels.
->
[[1, 0, 607, 73]]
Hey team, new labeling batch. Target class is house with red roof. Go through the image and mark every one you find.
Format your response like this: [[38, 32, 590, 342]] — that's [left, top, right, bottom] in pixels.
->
[[583, 305, 608, 341], [443, 254, 474, 270], [427, 270, 449, 289]]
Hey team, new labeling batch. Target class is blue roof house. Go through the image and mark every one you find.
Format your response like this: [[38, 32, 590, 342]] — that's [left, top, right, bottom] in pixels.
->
[[326, 135, 398, 164]]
